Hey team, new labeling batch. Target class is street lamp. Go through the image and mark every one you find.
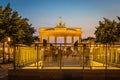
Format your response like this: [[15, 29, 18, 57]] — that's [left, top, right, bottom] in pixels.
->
[[8, 37, 11, 42]]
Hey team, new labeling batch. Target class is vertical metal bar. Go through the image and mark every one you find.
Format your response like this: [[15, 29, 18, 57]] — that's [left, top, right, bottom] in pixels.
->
[[34, 45, 36, 67], [79, 45, 81, 67], [60, 44, 62, 69], [2, 42, 5, 63], [18, 45, 20, 68], [83, 44, 85, 70], [13, 45, 16, 70], [106, 44, 107, 70], [37, 44, 38, 69], [90, 44, 92, 69]]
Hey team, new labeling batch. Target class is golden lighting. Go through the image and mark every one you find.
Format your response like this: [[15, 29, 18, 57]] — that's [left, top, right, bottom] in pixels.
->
[[39, 17, 82, 44]]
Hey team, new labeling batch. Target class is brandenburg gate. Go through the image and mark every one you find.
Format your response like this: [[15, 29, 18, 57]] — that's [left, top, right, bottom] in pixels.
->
[[39, 17, 82, 45]]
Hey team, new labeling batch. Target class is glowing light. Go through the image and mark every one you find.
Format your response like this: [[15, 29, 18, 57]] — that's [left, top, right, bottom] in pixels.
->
[[7, 37, 11, 42]]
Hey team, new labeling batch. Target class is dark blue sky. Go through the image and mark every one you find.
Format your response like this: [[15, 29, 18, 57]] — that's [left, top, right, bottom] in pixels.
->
[[0, 0, 120, 38]]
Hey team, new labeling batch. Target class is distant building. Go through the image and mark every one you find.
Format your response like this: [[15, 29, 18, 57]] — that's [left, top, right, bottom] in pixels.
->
[[39, 17, 82, 45], [82, 37, 95, 44]]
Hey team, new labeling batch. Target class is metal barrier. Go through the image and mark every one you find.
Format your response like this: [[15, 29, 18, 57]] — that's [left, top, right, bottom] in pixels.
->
[[14, 43, 120, 69]]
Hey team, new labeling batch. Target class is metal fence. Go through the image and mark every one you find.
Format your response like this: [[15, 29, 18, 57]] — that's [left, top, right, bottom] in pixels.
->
[[14, 43, 120, 69], [0, 44, 13, 63]]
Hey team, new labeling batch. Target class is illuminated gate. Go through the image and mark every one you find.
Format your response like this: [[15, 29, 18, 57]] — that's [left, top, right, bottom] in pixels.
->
[[39, 17, 82, 46]]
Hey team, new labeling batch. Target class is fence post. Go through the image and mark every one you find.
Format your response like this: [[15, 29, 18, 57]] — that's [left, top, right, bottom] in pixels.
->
[[105, 44, 107, 70], [60, 44, 62, 69], [83, 44, 85, 70], [13, 44, 16, 70], [36, 44, 39, 69]]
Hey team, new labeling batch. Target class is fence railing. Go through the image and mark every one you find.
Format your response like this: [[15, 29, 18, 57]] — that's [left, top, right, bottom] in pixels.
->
[[14, 43, 120, 69]]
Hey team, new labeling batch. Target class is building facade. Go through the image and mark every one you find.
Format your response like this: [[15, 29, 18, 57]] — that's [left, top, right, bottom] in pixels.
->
[[39, 17, 82, 45]]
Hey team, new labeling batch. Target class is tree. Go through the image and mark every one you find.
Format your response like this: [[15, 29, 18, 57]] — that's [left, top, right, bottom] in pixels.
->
[[0, 3, 12, 63], [0, 3, 38, 63], [0, 3, 38, 45], [94, 17, 118, 44], [116, 16, 120, 41]]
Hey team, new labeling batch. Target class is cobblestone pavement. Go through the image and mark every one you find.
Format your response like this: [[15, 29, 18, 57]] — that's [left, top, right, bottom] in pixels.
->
[[0, 63, 13, 80]]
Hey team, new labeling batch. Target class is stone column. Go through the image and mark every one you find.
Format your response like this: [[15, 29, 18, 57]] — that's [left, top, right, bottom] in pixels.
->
[[71, 36, 74, 47], [55, 36, 57, 44], [72, 36, 74, 44], [64, 36, 66, 46]]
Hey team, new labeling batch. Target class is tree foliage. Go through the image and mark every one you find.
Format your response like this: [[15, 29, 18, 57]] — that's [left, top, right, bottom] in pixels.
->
[[94, 17, 120, 44], [0, 3, 38, 45]]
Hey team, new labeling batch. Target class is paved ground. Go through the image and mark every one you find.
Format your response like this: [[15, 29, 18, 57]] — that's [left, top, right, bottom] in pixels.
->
[[1, 60, 120, 80], [0, 63, 13, 80], [22, 60, 120, 69]]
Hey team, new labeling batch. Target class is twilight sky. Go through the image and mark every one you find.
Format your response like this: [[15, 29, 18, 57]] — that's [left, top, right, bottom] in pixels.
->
[[0, 0, 120, 38]]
